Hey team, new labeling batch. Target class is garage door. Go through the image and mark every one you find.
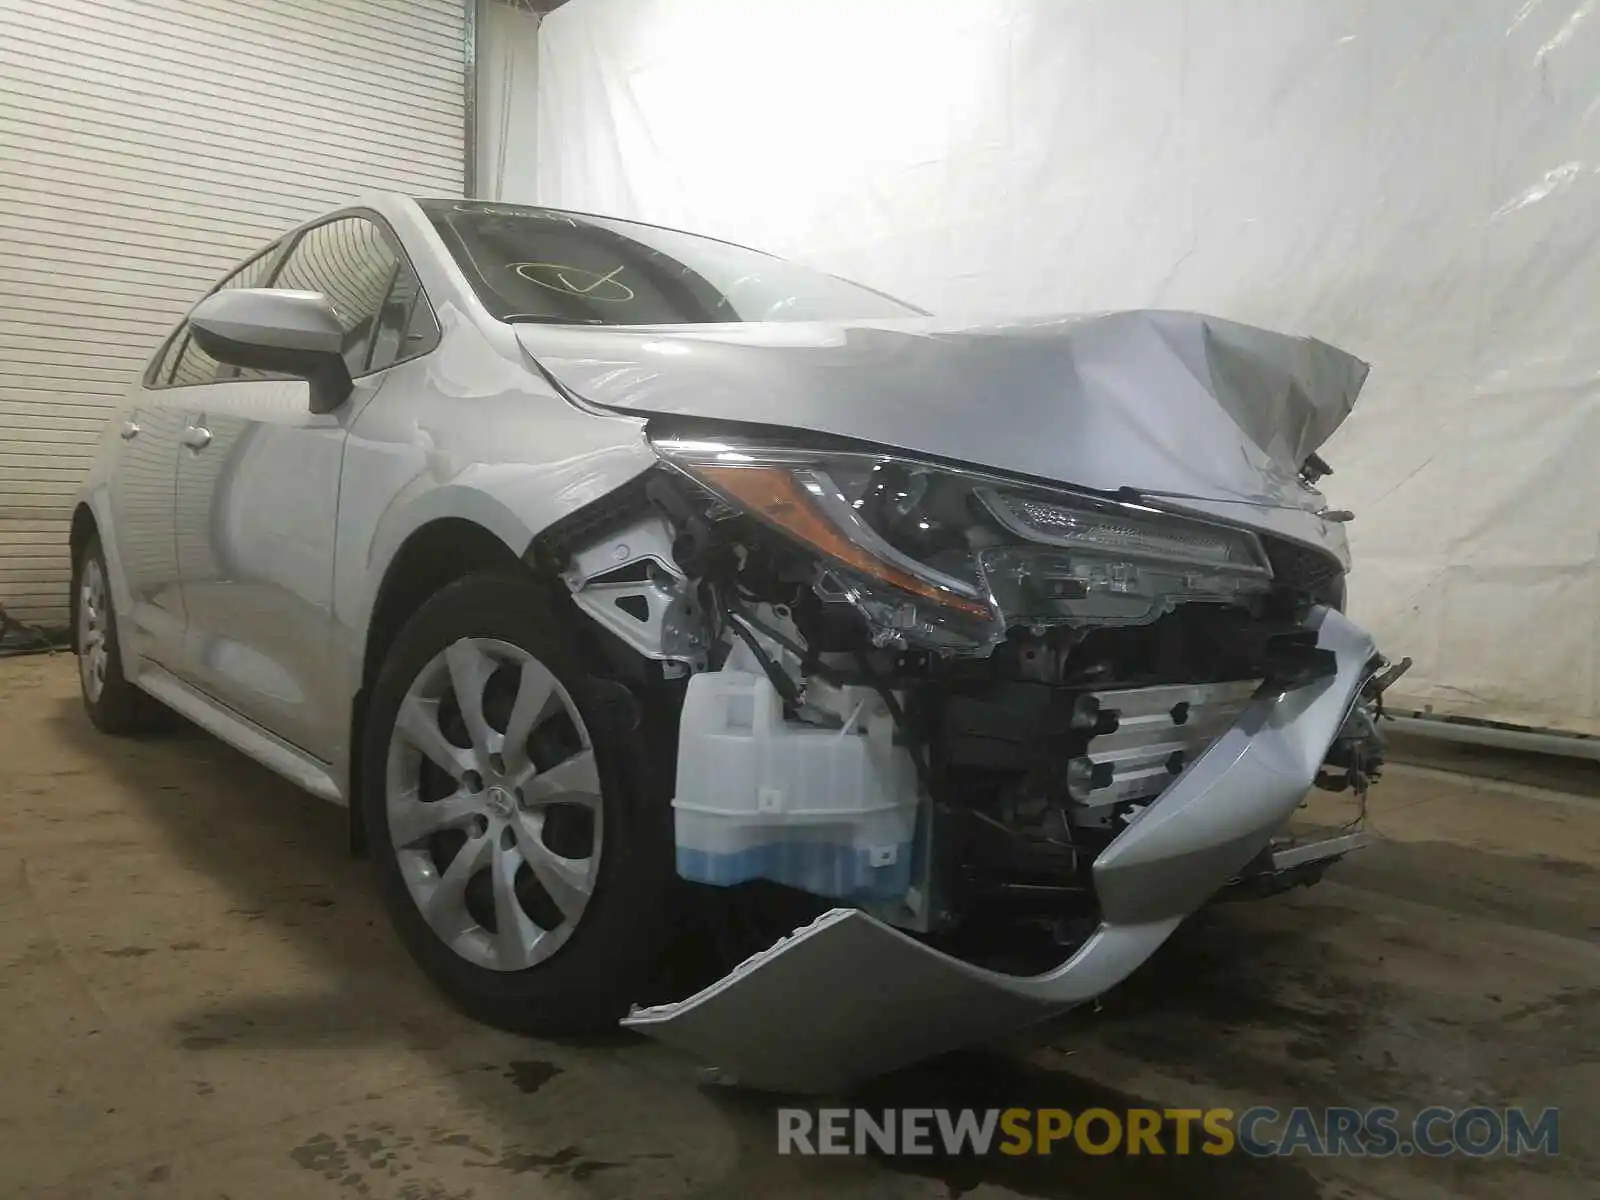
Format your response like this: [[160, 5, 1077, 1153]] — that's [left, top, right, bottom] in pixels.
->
[[0, 0, 467, 630]]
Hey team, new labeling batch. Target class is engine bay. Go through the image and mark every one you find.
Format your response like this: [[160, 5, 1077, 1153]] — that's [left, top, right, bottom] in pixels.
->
[[539, 436, 1389, 948]]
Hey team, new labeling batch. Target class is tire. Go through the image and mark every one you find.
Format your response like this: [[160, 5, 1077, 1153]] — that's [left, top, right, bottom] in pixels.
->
[[74, 533, 172, 735], [360, 571, 675, 1035]]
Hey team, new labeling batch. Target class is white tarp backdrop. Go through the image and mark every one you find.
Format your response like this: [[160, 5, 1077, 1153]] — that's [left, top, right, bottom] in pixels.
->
[[527, 0, 1600, 735]]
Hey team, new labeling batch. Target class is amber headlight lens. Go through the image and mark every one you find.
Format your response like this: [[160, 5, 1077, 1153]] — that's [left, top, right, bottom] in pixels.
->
[[690, 462, 992, 619]]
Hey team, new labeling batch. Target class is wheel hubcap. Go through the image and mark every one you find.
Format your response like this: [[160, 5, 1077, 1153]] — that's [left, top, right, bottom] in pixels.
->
[[78, 559, 109, 703], [385, 637, 602, 972], [484, 784, 515, 818]]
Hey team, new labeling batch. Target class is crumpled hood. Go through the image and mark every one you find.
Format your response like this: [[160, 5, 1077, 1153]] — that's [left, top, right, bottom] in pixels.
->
[[514, 310, 1368, 513]]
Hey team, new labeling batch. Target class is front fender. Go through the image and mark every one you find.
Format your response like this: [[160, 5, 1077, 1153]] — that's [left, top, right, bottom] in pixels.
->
[[328, 374, 659, 795]]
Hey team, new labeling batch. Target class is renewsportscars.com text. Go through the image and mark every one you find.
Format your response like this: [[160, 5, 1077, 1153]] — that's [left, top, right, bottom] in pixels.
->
[[777, 1105, 1560, 1158]]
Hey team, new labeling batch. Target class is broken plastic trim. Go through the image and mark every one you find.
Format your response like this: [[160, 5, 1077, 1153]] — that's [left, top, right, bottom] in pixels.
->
[[623, 607, 1380, 1093]]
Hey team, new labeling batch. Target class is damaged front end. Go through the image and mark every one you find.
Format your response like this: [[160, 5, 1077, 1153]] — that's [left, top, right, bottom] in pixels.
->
[[550, 430, 1397, 1093]]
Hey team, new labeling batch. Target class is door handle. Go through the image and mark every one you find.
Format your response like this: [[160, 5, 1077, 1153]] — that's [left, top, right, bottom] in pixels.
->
[[119, 421, 140, 440], [182, 424, 213, 450]]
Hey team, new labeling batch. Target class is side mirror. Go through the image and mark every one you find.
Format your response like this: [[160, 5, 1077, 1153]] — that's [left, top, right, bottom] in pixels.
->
[[189, 288, 354, 414]]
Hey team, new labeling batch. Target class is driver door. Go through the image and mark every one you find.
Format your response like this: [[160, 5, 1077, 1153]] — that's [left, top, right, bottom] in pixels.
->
[[172, 215, 410, 761]]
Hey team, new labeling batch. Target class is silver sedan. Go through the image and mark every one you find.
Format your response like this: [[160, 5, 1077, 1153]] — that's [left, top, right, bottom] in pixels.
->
[[71, 194, 1397, 1091]]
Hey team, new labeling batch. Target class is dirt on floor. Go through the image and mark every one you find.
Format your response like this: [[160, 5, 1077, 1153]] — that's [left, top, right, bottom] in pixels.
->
[[0, 652, 1595, 1199]]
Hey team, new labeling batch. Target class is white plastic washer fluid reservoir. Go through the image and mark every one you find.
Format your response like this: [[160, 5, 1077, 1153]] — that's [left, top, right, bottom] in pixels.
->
[[672, 669, 922, 900]]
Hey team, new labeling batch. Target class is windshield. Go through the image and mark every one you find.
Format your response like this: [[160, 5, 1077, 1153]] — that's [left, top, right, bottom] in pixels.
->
[[418, 200, 922, 326]]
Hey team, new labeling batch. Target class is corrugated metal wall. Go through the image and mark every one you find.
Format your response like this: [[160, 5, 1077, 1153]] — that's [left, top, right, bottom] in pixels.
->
[[0, 0, 467, 628]]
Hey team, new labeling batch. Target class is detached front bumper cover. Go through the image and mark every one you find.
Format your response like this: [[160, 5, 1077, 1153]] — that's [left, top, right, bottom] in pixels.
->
[[624, 608, 1380, 1094]]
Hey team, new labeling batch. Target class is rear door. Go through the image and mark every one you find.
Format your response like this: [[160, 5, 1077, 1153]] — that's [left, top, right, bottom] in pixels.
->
[[173, 214, 428, 761], [105, 245, 282, 665], [103, 332, 190, 665]]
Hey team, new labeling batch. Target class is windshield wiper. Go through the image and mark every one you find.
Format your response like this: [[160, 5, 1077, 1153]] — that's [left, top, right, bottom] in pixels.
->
[[500, 313, 611, 326]]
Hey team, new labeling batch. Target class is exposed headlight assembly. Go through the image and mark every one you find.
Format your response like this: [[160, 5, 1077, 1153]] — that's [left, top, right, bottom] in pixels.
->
[[653, 436, 1274, 652]]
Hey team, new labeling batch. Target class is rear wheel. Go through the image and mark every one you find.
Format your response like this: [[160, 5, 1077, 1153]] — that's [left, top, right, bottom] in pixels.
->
[[75, 534, 171, 734], [361, 572, 674, 1034]]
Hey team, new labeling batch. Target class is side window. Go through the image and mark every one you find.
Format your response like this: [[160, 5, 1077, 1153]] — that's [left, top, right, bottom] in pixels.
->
[[167, 332, 212, 387], [364, 259, 440, 373], [166, 247, 281, 386], [146, 324, 186, 386], [271, 217, 400, 376]]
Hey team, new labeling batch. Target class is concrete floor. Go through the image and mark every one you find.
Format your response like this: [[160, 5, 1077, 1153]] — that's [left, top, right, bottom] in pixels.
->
[[0, 653, 1595, 1200]]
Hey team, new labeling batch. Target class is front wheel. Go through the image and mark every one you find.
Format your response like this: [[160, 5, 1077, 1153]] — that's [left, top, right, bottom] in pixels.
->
[[361, 572, 674, 1035]]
